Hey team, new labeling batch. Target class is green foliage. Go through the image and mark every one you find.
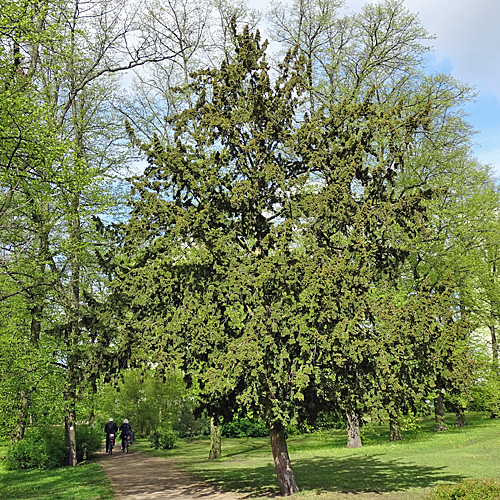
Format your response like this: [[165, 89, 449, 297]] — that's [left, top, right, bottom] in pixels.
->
[[398, 413, 421, 433], [424, 479, 500, 500], [222, 417, 268, 438], [119, 20, 445, 436], [149, 427, 177, 449], [75, 425, 102, 462], [5, 427, 66, 470], [172, 403, 210, 438], [98, 368, 189, 438], [5, 424, 101, 470]]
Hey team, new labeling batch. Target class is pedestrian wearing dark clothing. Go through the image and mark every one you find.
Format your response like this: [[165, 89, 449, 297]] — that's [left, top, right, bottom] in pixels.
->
[[119, 419, 133, 452], [104, 418, 118, 453]]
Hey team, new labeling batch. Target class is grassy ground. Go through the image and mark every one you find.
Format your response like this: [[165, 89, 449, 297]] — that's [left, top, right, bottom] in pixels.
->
[[0, 442, 113, 500], [136, 412, 500, 499]]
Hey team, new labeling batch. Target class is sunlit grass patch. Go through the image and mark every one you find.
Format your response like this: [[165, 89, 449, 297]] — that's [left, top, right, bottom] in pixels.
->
[[0, 459, 113, 500]]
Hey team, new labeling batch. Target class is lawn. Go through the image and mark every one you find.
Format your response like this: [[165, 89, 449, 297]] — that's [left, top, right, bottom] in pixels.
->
[[136, 412, 500, 500], [0, 442, 113, 500]]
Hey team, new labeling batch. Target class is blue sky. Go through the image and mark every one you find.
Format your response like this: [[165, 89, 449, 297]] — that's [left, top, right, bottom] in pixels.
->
[[252, 0, 500, 177], [399, 0, 500, 178]]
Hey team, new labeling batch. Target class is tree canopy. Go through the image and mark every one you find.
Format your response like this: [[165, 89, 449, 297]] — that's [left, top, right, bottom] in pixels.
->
[[111, 18, 474, 494]]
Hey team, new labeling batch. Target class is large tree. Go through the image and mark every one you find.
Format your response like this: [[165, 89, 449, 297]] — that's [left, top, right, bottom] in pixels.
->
[[0, 0, 191, 464], [112, 19, 464, 494]]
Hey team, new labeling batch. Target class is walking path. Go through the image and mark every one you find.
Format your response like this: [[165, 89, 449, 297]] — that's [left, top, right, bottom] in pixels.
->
[[97, 448, 243, 500]]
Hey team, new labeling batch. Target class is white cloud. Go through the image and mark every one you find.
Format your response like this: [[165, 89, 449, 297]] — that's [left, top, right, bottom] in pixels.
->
[[401, 0, 500, 99]]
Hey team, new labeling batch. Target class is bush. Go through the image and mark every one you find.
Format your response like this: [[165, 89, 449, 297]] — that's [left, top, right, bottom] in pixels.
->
[[173, 404, 210, 438], [76, 425, 102, 461], [6, 427, 66, 470], [424, 479, 500, 500], [222, 417, 268, 438], [149, 427, 177, 449]]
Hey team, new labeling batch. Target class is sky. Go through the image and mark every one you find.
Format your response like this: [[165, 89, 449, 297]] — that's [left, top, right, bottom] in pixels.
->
[[252, 0, 500, 177], [374, 0, 500, 177]]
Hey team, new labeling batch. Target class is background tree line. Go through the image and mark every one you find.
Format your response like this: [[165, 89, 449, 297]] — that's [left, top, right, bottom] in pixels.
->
[[1, 0, 499, 496]]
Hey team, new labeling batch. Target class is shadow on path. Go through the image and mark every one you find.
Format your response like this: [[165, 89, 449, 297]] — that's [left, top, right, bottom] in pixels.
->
[[97, 449, 242, 500], [97, 448, 466, 499]]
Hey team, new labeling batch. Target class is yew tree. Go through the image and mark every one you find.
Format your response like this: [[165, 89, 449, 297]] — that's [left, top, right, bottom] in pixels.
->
[[117, 21, 463, 495]]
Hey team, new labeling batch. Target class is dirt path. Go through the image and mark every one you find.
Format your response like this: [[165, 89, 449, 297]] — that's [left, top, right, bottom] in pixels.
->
[[97, 448, 243, 500]]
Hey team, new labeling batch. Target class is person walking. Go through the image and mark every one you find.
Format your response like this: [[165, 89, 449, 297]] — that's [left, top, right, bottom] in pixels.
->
[[104, 418, 118, 453]]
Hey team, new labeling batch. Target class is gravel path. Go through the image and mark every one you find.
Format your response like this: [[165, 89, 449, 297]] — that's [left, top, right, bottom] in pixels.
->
[[97, 448, 243, 500]]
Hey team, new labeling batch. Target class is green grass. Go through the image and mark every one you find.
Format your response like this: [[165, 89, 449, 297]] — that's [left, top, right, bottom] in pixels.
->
[[0, 442, 113, 500], [136, 413, 500, 499]]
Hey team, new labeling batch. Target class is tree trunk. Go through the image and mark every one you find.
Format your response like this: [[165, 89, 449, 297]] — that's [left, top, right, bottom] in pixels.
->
[[455, 411, 467, 427], [269, 423, 299, 496], [389, 416, 403, 441], [11, 389, 30, 443], [434, 395, 448, 432], [208, 417, 221, 459], [346, 413, 362, 448], [64, 387, 77, 466], [490, 324, 499, 368]]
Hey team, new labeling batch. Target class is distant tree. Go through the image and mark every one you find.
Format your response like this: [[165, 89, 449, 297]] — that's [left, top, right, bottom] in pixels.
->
[[98, 369, 187, 438]]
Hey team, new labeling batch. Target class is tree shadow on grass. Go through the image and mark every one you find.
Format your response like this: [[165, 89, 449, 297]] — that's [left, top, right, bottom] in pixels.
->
[[204, 453, 466, 498], [222, 440, 270, 458], [293, 454, 466, 494]]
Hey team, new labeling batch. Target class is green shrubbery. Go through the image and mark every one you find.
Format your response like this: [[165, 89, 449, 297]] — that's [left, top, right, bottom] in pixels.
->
[[149, 427, 177, 449], [76, 424, 102, 461], [425, 479, 500, 500], [6, 427, 66, 470], [222, 417, 268, 438], [6, 424, 102, 470], [172, 404, 210, 438]]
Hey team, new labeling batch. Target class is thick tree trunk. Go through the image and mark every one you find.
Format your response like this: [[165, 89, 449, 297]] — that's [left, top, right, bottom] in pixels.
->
[[269, 423, 299, 496], [346, 413, 362, 448], [434, 395, 448, 432], [64, 391, 77, 466], [11, 389, 30, 443], [389, 416, 403, 441], [208, 417, 221, 459]]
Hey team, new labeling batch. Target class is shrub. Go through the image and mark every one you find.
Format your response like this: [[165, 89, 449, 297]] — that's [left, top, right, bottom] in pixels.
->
[[149, 427, 177, 449], [173, 404, 210, 438], [424, 479, 500, 500], [6, 427, 66, 470], [222, 417, 268, 438], [76, 425, 102, 461]]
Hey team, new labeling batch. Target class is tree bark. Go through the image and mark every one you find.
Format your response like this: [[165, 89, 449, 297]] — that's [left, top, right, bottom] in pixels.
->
[[346, 413, 362, 448], [434, 395, 448, 432], [490, 324, 499, 368], [389, 416, 403, 441], [208, 417, 221, 459], [455, 411, 467, 427], [64, 387, 77, 466], [269, 423, 299, 496], [11, 389, 30, 443]]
